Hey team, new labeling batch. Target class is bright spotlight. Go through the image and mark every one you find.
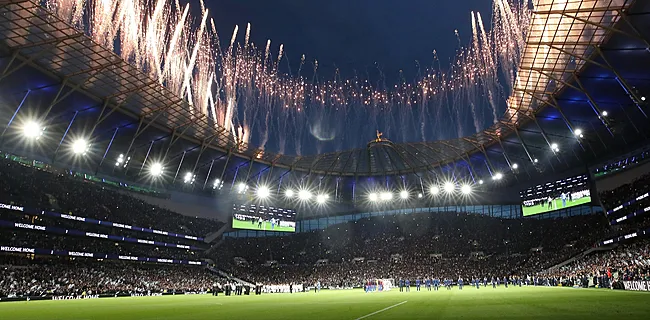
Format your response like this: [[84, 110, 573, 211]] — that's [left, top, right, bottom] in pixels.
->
[[533, 158, 539, 163], [256, 186, 270, 199], [601, 110, 608, 117], [149, 162, 164, 177], [22, 120, 43, 139], [380, 192, 393, 201], [478, 179, 484, 185], [551, 143, 559, 151], [285, 189, 294, 198], [443, 182, 455, 193], [461, 184, 472, 195], [642, 96, 646, 102], [316, 194, 327, 204], [213, 179, 222, 190], [430, 186, 440, 195], [493, 172, 503, 180], [512, 163, 518, 169], [368, 192, 378, 202], [399, 190, 409, 199], [237, 182, 248, 194], [574, 129, 583, 136], [71, 138, 89, 155], [298, 189, 312, 200], [183, 172, 195, 184], [417, 193, 423, 198]]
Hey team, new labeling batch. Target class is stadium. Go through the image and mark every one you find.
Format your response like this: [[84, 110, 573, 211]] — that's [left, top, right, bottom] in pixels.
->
[[1, 0, 650, 318]]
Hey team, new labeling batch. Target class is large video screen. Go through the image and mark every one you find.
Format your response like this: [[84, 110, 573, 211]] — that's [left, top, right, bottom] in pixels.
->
[[520, 174, 592, 216], [231, 203, 297, 232]]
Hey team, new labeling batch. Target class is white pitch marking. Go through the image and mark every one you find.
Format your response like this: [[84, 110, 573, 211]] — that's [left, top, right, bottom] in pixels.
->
[[354, 300, 408, 320]]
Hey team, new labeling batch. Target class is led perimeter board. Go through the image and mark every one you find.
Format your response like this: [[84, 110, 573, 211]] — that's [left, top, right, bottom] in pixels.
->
[[232, 203, 297, 232], [520, 174, 592, 216]]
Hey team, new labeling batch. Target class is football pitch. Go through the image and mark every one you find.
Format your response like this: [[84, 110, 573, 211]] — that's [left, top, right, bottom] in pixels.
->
[[522, 196, 592, 216], [2, 287, 650, 320], [232, 219, 295, 232]]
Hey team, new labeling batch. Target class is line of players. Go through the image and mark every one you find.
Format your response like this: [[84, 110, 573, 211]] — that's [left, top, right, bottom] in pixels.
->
[[395, 276, 526, 292]]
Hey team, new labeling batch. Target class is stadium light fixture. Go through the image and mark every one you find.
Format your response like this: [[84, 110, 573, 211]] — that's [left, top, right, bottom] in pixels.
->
[[71, 138, 89, 155], [493, 172, 503, 180], [379, 191, 393, 201], [285, 189, 294, 198], [533, 158, 539, 163], [478, 179, 484, 185], [213, 179, 222, 190], [399, 190, 409, 199], [183, 172, 195, 184], [22, 120, 43, 139], [256, 186, 270, 199], [149, 162, 164, 177], [316, 194, 328, 204], [461, 184, 472, 195], [368, 192, 378, 202], [512, 163, 518, 169], [298, 189, 312, 200], [417, 193, 423, 198], [642, 96, 646, 102], [430, 186, 440, 195], [551, 143, 559, 153], [237, 182, 248, 194], [601, 110, 608, 117], [443, 182, 455, 194]]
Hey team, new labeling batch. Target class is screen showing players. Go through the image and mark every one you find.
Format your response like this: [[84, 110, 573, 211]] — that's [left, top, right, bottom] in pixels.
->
[[520, 174, 591, 216], [231, 203, 297, 232]]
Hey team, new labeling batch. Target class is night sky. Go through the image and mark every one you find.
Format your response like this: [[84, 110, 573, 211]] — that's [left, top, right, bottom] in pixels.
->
[[209, 0, 492, 81]]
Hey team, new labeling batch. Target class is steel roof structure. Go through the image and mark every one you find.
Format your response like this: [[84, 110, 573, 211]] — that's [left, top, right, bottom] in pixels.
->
[[0, 0, 649, 200]]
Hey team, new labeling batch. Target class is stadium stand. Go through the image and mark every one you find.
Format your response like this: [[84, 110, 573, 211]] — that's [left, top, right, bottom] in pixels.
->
[[0, 257, 221, 297], [0, 157, 224, 237], [216, 212, 611, 287]]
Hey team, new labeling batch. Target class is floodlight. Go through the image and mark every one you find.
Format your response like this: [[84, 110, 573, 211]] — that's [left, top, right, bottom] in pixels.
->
[[551, 143, 559, 152], [368, 192, 378, 202], [316, 194, 327, 204], [237, 182, 248, 193], [443, 182, 455, 193], [478, 179, 484, 185], [601, 110, 608, 117], [380, 191, 393, 201], [150, 162, 164, 177], [298, 189, 312, 200], [533, 158, 539, 163], [417, 193, 423, 198], [285, 189, 294, 198], [430, 186, 440, 195], [461, 184, 472, 195], [399, 190, 409, 199], [183, 172, 194, 184], [256, 186, 270, 199], [213, 179, 222, 189], [574, 129, 583, 136], [493, 172, 503, 180], [642, 96, 646, 102], [22, 120, 43, 139], [71, 138, 89, 155], [512, 163, 518, 169]]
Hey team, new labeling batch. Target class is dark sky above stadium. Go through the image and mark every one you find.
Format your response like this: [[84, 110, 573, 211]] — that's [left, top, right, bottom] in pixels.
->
[[209, 0, 491, 81]]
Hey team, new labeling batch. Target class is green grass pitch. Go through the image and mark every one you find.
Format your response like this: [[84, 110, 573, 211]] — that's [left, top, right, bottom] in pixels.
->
[[2, 287, 650, 320], [232, 219, 295, 232], [522, 197, 592, 216]]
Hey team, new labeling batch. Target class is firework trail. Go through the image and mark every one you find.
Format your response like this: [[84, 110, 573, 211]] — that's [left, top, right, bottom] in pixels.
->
[[44, 0, 531, 155]]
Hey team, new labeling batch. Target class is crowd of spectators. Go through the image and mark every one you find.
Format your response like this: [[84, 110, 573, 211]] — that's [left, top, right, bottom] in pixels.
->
[[0, 257, 221, 297], [545, 239, 650, 288], [217, 212, 611, 287], [0, 156, 223, 237], [599, 172, 650, 215]]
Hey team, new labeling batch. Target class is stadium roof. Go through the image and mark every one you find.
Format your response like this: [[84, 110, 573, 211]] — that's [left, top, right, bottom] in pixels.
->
[[0, 0, 649, 191]]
